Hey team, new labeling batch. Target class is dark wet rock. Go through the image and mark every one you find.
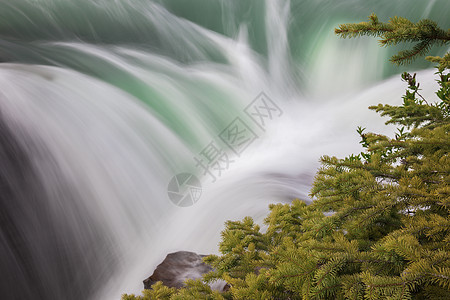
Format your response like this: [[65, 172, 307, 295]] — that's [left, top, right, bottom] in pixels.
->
[[143, 251, 213, 289]]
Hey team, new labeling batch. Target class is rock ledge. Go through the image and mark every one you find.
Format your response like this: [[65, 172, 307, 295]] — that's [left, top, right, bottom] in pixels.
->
[[143, 251, 212, 289]]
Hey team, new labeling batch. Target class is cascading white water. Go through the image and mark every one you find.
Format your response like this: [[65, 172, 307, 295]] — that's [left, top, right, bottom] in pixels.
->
[[0, 0, 448, 299]]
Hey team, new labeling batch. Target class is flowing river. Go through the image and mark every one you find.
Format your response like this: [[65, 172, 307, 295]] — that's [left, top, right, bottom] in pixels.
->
[[0, 0, 449, 299]]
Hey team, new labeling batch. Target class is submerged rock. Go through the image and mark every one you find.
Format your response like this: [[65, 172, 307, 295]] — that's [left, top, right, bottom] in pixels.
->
[[143, 251, 213, 289]]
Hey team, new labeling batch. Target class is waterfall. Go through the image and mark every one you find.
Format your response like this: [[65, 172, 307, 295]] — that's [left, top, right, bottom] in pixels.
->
[[0, 0, 448, 299]]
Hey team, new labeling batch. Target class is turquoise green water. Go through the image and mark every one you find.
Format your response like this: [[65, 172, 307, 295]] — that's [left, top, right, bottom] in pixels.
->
[[1, 1, 449, 141]]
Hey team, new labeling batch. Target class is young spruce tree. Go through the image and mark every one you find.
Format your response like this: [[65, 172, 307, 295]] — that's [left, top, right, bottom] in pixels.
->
[[123, 14, 449, 300]]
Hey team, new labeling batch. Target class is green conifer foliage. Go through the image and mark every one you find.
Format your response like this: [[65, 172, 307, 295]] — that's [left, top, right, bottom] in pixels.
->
[[335, 13, 450, 67], [122, 15, 449, 299]]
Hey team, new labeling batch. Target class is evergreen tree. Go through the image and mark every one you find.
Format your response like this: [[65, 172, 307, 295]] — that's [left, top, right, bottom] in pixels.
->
[[122, 14, 449, 300]]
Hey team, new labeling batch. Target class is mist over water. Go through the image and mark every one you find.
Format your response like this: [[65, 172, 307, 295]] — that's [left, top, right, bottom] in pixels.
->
[[0, 1, 449, 299]]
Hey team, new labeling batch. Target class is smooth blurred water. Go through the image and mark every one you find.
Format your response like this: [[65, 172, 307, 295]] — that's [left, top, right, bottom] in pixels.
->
[[0, 0, 448, 299]]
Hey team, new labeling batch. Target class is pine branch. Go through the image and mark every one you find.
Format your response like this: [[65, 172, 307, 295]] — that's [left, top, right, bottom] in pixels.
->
[[335, 14, 450, 65]]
